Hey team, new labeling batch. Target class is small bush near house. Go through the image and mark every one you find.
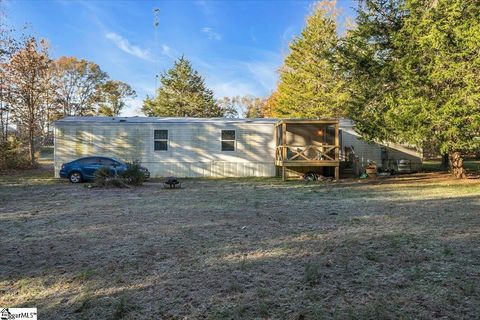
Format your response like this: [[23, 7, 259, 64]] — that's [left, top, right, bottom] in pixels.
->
[[93, 166, 114, 187], [122, 161, 146, 186], [93, 161, 146, 188], [94, 166, 128, 188]]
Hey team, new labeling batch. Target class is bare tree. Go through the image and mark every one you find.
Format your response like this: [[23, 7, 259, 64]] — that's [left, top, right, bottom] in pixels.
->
[[4, 37, 51, 165], [0, 12, 19, 141]]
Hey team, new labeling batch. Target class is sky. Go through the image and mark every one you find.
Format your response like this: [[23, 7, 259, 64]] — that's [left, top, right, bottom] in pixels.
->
[[3, 0, 356, 116]]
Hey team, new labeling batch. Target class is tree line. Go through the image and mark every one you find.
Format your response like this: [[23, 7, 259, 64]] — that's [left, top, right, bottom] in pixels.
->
[[0, 28, 135, 168]]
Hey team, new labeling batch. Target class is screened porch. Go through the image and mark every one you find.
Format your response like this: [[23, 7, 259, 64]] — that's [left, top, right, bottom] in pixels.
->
[[275, 119, 340, 181]]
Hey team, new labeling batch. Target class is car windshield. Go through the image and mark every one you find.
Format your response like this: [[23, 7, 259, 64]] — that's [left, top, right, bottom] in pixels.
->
[[110, 158, 125, 165]]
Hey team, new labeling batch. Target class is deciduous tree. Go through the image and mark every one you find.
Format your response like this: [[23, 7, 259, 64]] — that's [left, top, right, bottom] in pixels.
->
[[96, 80, 136, 117], [4, 37, 51, 165], [0, 15, 20, 141], [52, 56, 108, 117], [215, 95, 267, 118], [263, 91, 278, 118], [213, 97, 239, 118]]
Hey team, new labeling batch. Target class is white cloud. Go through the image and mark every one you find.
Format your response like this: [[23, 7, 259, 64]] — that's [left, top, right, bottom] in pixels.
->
[[105, 32, 152, 61], [207, 61, 278, 98], [162, 45, 171, 54], [160, 44, 177, 60], [201, 27, 222, 41], [209, 80, 262, 98], [281, 25, 297, 55], [242, 61, 278, 94], [194, 0, 212, 15], [198, 50, 281, 99]]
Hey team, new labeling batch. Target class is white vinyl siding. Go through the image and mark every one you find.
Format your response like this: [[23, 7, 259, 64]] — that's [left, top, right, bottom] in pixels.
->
[[54, 122, 276, 178]]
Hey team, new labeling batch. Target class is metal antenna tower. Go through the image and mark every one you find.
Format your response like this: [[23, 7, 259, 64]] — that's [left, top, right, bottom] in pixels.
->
[[153, 8, 160, 91]]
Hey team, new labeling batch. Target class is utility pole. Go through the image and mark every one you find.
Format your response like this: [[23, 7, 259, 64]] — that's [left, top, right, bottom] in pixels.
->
[[153, 8, 160, 92]]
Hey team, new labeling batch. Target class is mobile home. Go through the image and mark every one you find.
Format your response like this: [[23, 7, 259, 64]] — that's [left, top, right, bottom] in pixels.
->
[[53, 117, 422, 179]]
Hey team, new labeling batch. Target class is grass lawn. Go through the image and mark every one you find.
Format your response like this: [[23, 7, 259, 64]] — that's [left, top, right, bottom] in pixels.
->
[[422, 159, 480, 172], [0, 165, 479, 319]]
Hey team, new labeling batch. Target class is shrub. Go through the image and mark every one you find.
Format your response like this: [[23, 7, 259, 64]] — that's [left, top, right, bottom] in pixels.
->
[[94, 161, 146, 188], [94, 166, 128, 188], [0, 137, 32, 170], [110, 177, 127, 188], [94, 166, 112, 187], [122, 161, 146, 186]]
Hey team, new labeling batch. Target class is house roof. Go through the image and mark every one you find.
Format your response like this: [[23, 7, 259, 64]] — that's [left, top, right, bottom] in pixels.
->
[[276, 119, 339, 125], [54, 116, 354, 126], [54, 116, 279, 125]]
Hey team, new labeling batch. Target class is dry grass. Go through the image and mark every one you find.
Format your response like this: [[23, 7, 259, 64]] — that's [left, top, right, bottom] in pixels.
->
[[0, 166, 479, 319]]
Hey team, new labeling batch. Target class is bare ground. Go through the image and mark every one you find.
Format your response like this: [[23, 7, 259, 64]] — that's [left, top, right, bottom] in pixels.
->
[[0, 166, 479, 319]]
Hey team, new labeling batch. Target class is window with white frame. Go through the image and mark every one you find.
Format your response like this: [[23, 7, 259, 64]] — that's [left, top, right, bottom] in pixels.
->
[[221, 130, 236, 151], [154, 130, 168, 151]]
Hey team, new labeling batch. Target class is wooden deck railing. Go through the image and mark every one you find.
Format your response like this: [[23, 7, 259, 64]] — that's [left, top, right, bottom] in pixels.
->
[[276, 145, 339, 162]]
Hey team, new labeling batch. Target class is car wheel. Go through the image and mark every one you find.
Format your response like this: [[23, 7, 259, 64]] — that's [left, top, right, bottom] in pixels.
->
[[69, 171, 82, 183]]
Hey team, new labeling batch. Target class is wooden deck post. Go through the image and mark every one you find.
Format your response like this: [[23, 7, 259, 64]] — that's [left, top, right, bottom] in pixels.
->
[[274, 123, 278, 165], [282, 123, 287, 181], [335, 122, 340, 180], [274, 123, 277, 152]]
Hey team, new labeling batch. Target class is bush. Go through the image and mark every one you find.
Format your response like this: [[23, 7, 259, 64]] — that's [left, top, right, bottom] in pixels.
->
[[93, 166, 112, 187], [93, 161, 146, 188], [122, 161, 146, 186], [94, 166, 128, 188], [0, 137, 32, 170]]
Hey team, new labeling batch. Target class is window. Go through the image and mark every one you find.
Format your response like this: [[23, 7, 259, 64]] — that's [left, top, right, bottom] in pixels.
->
[[221, 130, 236, 151], [77, 157, 98, 165], [154, 130, 168, 151], [98, 158, 117, 166]]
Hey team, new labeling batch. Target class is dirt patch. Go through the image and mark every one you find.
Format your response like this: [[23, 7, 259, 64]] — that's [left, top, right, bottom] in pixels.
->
[[0, 172, 479, 319]]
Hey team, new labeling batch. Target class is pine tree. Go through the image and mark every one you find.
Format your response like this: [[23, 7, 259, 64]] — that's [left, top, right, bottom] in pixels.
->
[[142, 56, 224, 117], [387, 0, 480, 178], [339, 0, 406, 142], [271, 1, 347, 118], [341, 0, 480, 177]]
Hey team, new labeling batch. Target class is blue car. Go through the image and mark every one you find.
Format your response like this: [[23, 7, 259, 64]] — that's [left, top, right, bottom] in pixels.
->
[[59, 156, 150, 183]]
